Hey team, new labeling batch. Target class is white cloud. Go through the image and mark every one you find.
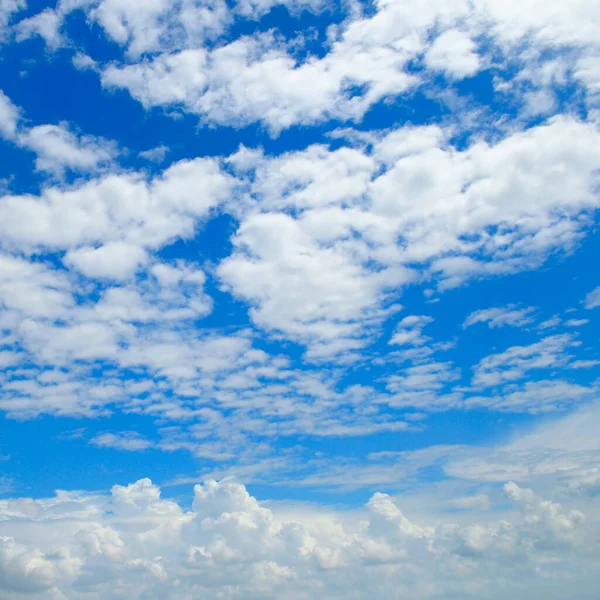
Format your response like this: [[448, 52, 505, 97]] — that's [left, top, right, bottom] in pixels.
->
[[64, 242, 148, 281], [0, 93, 119, 178], [471, 334, 577, 388], [424, 29, 480, 79], [463, 305, 536, 329], [0, 476, 596, 599], [139, 145, 169, 163], [385, 361, 462, 408], [465, 379, 596, 413], [91, 431, 152, 451], [18, 123, 118, 176], [60, 0, 597, 131], [0, 254, 73, 322], [447, 402, 600, 484], [565, 318, 589, 327], [0, 90, 19, 139], [0, 156, 234, 253], [55, 0, 326, 61], [537, 315, 561, 330], [15, 8, 63, 48], [90, 0, 230, 57], [389, 315, 433, 346], [584, 285, 600, 309], [0, 0, 25, 42], [219, 117, 600, 353], [219, 211, 411, 359], [99, 4, 427, 132]]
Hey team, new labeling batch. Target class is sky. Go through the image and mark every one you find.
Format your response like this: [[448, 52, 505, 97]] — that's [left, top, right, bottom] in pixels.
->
[[0, 0, 600, 598]]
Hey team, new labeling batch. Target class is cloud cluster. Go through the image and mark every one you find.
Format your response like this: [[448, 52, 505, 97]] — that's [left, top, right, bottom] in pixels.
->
[[220, 117, 600, 353], [38, 0, 595, 130], [0, 475, 598, 600]]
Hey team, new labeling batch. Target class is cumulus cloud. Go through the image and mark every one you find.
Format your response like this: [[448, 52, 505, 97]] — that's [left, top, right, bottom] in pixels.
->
[[18, 123, 118, 176], [0, 92, 119, 176], [424, 29, 480, 79], [218, 117, 600, 354], [1, 6, 600, 592], [27, 0, 588, 131], [0, 156, 234, 253], [64, 242, 148, 281], [0, 476, 597, 599]]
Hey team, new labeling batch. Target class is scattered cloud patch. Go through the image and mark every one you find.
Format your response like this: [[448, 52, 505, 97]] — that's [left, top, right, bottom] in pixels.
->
[[463, 305, 536, 329]]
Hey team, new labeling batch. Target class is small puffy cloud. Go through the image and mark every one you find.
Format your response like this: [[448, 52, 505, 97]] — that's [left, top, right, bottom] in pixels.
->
[[389, 315, 433, 346], [72, 51, 98, 71], [64, 242, 148, 281], [425, 29, 480, 79], [139, 145, 169, 163], [18, 123, 118, 176], [584, 285, 600, 309]]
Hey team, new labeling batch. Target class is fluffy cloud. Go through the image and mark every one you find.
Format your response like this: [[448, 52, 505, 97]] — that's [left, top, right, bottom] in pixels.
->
[[0, 254, 73, 323], [38, 0, 592, 130], [219, 117, 600, 354], [1, 8, 600, 595], [18, 124, 118, 176], [584, 285, 600, 309], [0, 156, 234, 253], [64, 242, 148, 281], [0, 91, 118, 178], [0, 90, 19, 139], [424, 29, 480, 79], [0, 476, 597, 599]]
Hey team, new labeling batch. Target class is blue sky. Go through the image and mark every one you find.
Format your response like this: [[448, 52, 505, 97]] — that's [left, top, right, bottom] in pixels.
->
[[1, 0, 600, 598]]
